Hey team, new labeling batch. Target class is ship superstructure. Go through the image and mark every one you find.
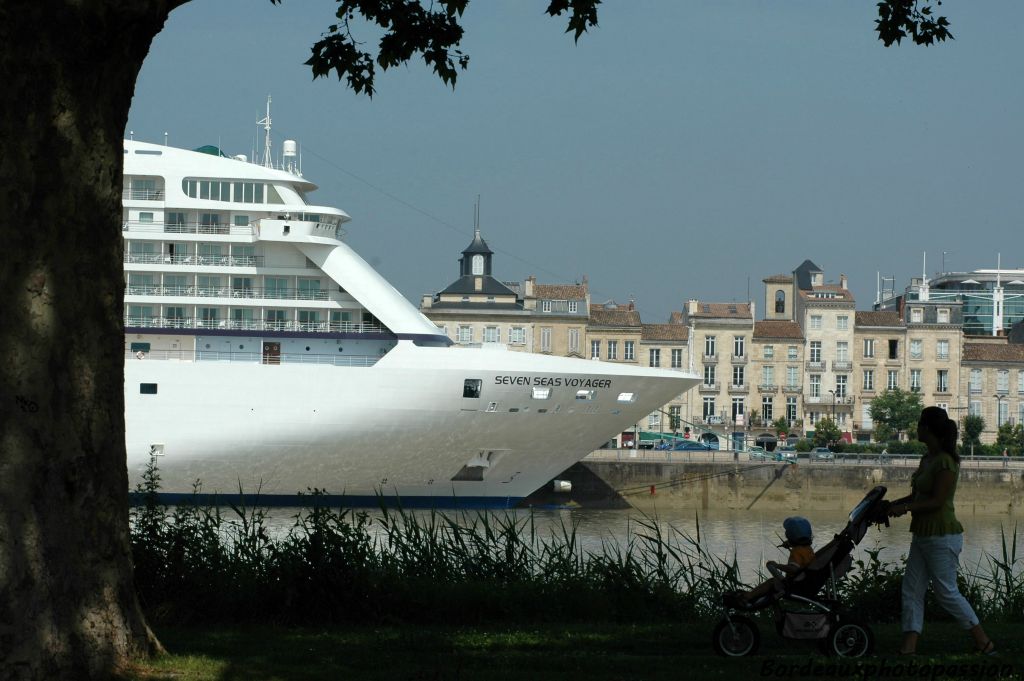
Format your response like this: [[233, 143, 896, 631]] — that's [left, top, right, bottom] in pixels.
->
[[122, 124, 698, 506]]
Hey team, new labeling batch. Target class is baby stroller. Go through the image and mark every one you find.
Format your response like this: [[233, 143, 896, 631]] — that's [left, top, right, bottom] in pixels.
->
[[713, 486, 891, 658]]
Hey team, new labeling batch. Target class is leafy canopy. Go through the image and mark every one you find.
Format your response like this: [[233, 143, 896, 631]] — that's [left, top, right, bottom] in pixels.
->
[[270, 0, 952, 97], [869, 388, 924, 438], [962, 414, 985, 447], [812, 417, 842, 447]]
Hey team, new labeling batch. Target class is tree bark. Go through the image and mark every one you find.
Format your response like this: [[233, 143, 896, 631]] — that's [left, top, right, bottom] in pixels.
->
[[0, 2, 185, 678]]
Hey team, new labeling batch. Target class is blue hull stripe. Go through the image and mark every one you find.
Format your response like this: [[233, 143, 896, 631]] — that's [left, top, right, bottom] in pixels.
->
[[129, 492, 524, 510]]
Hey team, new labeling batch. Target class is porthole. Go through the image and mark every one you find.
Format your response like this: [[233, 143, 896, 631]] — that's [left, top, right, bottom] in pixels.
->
[[205, 344, 211, 349], [305, 346, 311, 351], [338, 347, 344, 352], [239, 344, 244, 350], [509, 408, 520, 413]]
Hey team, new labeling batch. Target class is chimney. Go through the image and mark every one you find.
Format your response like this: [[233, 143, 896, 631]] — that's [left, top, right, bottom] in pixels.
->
[[420, 294, 433, 309], [628, 301, 635, 311], [524, 275, 535, 298], [840, 274, 848, 290], [687, 299, 698, 316]]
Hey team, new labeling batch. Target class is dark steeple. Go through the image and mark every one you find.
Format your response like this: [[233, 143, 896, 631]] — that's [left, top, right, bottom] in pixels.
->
[[459, 226, 493, 277]]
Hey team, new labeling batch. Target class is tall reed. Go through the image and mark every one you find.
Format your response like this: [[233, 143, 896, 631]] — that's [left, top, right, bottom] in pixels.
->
[[129, 459, 1024, 625]]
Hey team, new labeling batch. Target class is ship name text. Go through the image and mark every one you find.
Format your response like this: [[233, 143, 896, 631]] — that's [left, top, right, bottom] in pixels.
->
[[494, 376, 612, 388]]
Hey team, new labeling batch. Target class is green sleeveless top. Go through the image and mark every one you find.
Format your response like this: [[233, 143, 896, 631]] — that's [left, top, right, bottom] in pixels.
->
[[909, 452, 964, 536]]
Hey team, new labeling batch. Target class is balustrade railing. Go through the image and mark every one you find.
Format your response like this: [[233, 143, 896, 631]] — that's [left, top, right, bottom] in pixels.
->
[[122, 220, 255, 236], [126, 349, 378, 367], [124, 315, 383, 334], [122, 189, 165, 201], [125, 284, 330, 301], [125, 252, 265, 267]]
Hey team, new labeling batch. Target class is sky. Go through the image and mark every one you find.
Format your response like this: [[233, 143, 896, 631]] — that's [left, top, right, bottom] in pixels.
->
[[126, 1, 1024, 323]]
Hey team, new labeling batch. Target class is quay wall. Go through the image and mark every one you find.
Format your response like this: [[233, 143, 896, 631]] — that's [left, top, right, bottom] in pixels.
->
[[557, 460, 1024, 516]]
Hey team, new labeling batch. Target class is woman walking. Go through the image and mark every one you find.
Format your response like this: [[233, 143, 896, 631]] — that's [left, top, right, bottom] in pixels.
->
[[887, 406, 996, 656]]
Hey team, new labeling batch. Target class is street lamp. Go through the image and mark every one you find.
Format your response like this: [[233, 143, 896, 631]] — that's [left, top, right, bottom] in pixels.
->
[[828, 389, 837, 422], [994, 394, 1007, 428]]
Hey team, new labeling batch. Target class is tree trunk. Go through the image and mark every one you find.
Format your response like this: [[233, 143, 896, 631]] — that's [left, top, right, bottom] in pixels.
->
[[0, 2, 184, 678]]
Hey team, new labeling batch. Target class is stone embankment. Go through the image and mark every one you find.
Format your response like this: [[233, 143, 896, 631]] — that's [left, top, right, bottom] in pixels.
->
[[535, 453, 1024, 515]]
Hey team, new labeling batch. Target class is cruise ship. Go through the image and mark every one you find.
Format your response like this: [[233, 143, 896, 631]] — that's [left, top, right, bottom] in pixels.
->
[[122, 122, 699, 507]]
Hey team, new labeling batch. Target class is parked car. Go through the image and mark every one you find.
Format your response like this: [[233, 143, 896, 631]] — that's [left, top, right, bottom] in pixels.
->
[[748, 446, 772, 461], [775, 445, 798, 461], [812, 447, 835, 461], [673, 440, 713, 451]]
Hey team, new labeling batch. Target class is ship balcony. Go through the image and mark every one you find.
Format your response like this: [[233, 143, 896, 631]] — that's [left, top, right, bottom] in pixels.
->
[[122, 189, 165, 201], [126, 348, 378, 367], [805, 360, 825, 371], [124, 315, 384, 335], [122, 220, 256, 237], [125, 253, 266, 268], [832, 360, 853, 371], [125, 284, 331, 301], [698, 383, 718, 393]]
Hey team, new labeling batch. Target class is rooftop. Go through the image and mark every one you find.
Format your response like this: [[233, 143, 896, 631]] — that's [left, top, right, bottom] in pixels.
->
[[534, 283, 588, 300], [753, 320, 803, 339], [641, 324, 689, 341], [855, 311, 902, 328], [798, 285, 855, 303], [963, 343, 1024, 363], [589, 304, 641, 327], [685, 302, 753, 319]]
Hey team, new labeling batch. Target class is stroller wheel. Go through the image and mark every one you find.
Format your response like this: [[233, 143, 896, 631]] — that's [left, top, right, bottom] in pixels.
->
[[712, 616, 760, 657], [826, 620, 873, 658]]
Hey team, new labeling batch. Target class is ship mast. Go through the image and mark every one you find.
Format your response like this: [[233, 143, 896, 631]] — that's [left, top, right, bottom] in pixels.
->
[[258, 95, 273, 168]]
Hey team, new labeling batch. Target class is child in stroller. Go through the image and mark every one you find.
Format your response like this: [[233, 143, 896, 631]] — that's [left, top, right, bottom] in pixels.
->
[[713, 486, 891, 658], [730, 516, 815, 607]]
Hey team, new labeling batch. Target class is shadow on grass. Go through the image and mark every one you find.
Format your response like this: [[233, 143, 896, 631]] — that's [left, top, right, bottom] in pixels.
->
[[120, 621, 1023, 681]]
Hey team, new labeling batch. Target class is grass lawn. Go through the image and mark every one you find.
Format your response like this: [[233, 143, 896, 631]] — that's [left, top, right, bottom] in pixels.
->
[[122, 621, 1023, 681]]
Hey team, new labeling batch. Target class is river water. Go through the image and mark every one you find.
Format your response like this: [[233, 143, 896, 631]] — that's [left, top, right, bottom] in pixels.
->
[[259, 506, 1022, 582]]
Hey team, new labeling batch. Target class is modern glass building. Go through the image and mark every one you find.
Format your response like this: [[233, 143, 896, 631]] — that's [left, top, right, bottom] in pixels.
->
[[877, 268, 1024, 336]]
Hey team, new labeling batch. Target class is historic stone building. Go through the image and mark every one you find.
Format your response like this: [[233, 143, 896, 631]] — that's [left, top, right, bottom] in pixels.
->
[[962, 340, 1024, 443], [751, 319, 805, 441], [420, 230, 589, 355], [639, 323, 691, 435], [676, 300, 754, 448]]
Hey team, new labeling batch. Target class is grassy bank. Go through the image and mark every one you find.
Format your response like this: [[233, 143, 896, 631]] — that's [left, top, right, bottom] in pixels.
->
[[122, 622, 1024, 681]]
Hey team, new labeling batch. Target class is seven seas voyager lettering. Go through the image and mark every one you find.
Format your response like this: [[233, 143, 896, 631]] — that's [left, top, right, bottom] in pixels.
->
[[494, 376, 612, 389]]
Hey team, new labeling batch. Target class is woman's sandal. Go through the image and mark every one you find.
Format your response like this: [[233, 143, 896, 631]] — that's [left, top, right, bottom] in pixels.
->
[[977, 640, 997, 656]]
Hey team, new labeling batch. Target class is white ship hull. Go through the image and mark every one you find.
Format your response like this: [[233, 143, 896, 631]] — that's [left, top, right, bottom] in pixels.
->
[[126, 341, 697, 507]]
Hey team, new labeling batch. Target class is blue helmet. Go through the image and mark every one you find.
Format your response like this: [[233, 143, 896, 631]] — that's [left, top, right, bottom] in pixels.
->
[[783, 516, 813, 545]]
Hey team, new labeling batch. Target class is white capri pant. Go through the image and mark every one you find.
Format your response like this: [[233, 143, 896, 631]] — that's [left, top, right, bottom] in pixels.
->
[[901, 532, 979, 633]]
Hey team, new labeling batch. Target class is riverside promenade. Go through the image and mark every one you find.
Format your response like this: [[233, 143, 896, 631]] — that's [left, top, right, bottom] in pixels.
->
[[563, 450, 1024, 514]]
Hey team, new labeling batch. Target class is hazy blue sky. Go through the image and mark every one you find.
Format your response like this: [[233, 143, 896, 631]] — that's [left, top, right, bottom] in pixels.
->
[[127, 1, 1023, 322]]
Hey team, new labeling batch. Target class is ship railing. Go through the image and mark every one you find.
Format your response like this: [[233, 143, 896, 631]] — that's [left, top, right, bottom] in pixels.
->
[[122, 189, 165, 201], [125, 349, 378, 366], [124, 315, 384, 334], [122, 220, 256, 237], [124, 253, 266, 267], [125, 284, 331, 301]]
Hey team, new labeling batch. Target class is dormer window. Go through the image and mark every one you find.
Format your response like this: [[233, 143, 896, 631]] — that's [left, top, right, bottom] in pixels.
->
[[471, 255, 484, 275]]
